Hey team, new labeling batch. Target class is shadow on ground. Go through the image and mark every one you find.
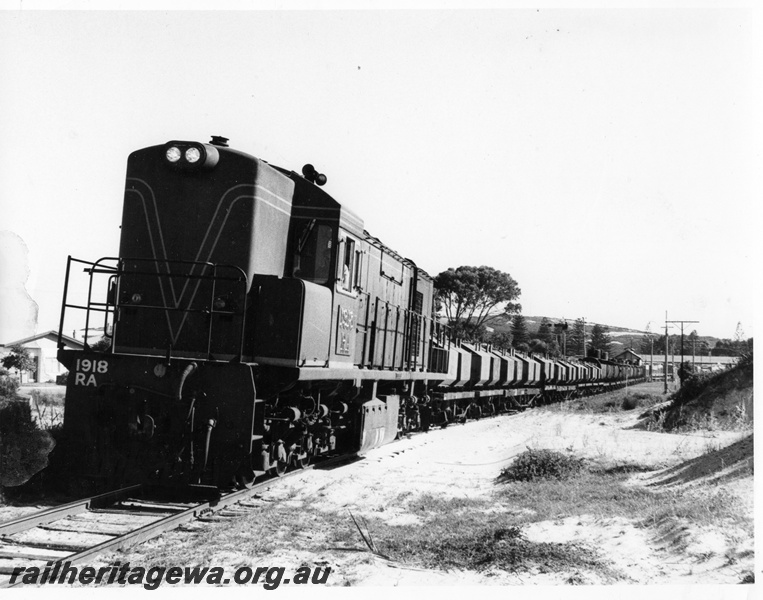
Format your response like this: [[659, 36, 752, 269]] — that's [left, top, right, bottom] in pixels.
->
[[644, 434, 753, 488]]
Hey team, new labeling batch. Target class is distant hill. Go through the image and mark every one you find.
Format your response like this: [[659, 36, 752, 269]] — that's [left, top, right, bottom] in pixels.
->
[[487, 315, 721, 353]]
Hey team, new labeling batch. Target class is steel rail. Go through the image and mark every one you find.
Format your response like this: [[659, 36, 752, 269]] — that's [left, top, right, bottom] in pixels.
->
[[0, 454, 357, 588], [0, 485, 142, 537]]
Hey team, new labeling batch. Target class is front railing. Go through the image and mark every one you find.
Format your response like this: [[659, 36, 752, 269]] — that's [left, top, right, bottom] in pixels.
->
[[58, 256, 249, 361], [58, 256, 119, 350]]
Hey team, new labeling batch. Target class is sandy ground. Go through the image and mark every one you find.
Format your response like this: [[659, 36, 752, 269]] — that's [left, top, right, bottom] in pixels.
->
[[242, 404, 753, 586], [1, 383, 754, 591]]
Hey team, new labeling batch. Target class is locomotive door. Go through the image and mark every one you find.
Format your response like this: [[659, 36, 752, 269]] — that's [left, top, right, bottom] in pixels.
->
[[355, 292, 369, 366], [333, 232, 361, 365]]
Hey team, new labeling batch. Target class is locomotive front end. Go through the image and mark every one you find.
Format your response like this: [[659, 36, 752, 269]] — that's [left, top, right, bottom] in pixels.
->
[[57, 138, 297, 490], [115, 139, 293, 359], [56, 349, 257, 489]]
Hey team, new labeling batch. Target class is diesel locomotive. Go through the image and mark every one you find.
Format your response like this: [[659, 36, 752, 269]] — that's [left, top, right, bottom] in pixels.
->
[[56, 136, 644, 490]]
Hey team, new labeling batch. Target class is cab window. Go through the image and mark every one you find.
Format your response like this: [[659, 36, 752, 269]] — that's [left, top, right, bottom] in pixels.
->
[[338, 236, 356, 292], [292, 220, 334, 285]]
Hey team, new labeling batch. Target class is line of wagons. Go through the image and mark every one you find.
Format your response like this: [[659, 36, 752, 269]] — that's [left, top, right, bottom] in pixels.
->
[[401, 339, 646, 431]]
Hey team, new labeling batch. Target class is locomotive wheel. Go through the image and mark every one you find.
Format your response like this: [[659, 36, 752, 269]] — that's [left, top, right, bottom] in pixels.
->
[[296, 434, 315, 469], [274, 453, 291, 477], [270, 441, 290, 477], [297, 452, 311, 469], [272, 447, 289, 477], [235, 465, 257, 489]]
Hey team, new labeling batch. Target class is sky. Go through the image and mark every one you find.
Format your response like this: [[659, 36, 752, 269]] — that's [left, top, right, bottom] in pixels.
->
[[0, 3, 759, 343]]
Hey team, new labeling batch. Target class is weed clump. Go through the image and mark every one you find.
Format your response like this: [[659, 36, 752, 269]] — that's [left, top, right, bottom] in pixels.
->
[[29, 390, 64, 429], [621, 392, 661, 411], [0, 398, 56, 490], [621, 395, 640, 410], [501, 449, 585, 482], [379, 521, 615, 579], [0, 368, 20, 399]]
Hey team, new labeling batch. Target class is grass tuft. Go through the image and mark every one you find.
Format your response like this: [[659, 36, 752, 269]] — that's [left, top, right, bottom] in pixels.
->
[[500, 449, 585, 482], [29, 390, 65, 429], [558, 386, 664, 414], [376, 517, 619, 580]]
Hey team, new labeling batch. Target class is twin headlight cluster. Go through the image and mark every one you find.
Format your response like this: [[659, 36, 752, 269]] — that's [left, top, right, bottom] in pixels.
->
[[163, 141, 219, 169], [166, 146, 201, 164]]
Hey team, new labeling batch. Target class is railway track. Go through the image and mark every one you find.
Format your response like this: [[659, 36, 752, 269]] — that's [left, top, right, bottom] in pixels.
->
[[0, 404, 528, 588], [0, 387, 632, 588], [0, 455, 356, 588]]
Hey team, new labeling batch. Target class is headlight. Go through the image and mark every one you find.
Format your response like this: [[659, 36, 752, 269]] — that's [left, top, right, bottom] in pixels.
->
[[163, 141, 219, 169], [166, 147, 181, 163], [131, 293, 142, 304]]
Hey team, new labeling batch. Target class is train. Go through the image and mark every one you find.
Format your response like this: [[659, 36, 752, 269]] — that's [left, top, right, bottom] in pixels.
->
[[56, 136, 645, 491]]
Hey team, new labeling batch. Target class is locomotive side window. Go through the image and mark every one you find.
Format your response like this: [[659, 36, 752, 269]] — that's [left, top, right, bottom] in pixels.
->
[[354, 248, 362, 290], [338, 236, 356, 292], [292, 220, 334, 285], [379, 248, 403, 284]]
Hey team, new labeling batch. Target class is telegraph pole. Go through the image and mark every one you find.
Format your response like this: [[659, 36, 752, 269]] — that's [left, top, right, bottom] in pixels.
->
[[666, 318, 699, 387], [692, 339, 704, 367], [553, 320, 569, 357], [581, 317, 586, 357], [664, 312, 669, 394], [643, 322, 654, 381]]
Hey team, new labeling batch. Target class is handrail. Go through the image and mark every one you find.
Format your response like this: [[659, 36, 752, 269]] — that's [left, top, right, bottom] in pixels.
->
[[58, 256, 249, 361]]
